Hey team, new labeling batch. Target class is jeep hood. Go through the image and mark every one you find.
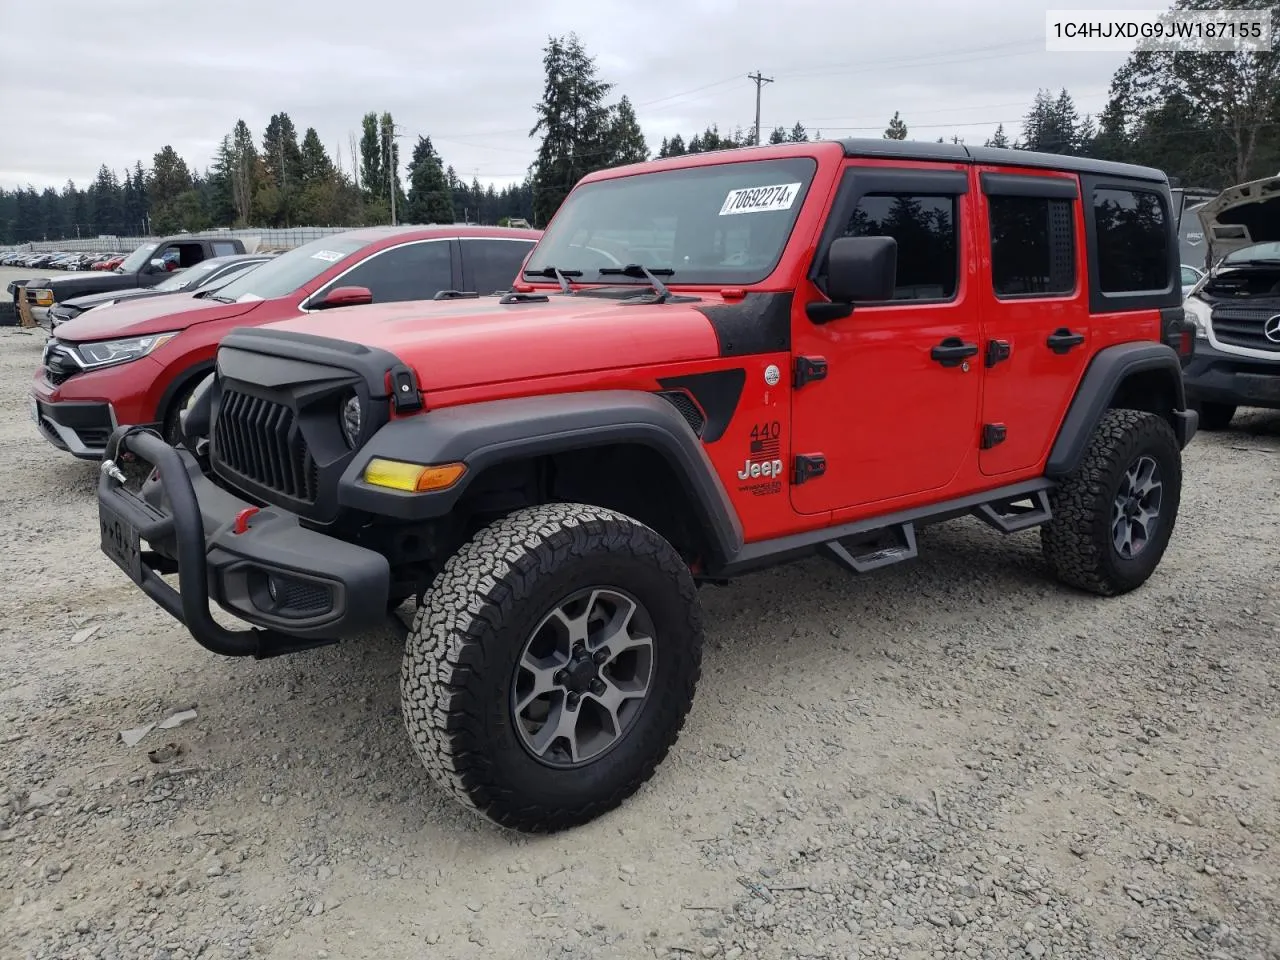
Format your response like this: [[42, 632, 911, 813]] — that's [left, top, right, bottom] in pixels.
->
[[262, 294, 725, 391], [1197, 175, 1280, 264], [54, 293, 261, 343]]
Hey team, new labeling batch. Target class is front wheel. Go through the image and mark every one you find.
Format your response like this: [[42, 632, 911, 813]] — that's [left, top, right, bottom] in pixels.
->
[[401, 502, 704, 832], [161, 376, 205, 447], [1041, 408, 1183, 596]]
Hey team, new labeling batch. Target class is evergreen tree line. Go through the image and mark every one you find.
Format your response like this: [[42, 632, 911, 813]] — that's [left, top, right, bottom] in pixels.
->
[[5, 0, 1278, 243]]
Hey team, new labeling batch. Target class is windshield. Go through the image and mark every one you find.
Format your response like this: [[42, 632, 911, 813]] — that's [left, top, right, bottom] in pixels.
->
[[1222, 241, 1280, 264], [524, 157, 818, 286], [155, 260, 221, 292], [212, 236, 370, 302], [117, 242, 158, 273]]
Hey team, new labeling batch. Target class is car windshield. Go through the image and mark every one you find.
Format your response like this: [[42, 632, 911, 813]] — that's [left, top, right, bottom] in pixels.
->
[[154, 260, 222, 292], [524, 156, 819, 286], [117, 242, 159, 274], [212, 236, 370, 302], [1222, 241, 1280, 264]]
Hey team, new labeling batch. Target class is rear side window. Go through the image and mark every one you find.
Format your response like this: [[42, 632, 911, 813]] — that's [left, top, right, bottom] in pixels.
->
[[211, 241, 239, 257], [463, 238, 536, 295], [989, 196, 1076, 297], [843, 193, 958, 301], [1092, 187, 1170, 293]]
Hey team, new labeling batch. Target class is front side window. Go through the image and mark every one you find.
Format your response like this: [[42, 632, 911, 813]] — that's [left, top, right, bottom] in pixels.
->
[[988, 195, 1076, 297], [844, 193, 958, 300], [1093, 187, 1170, 293], [524, 157, 818, 285], [332, 239, 453, 304]]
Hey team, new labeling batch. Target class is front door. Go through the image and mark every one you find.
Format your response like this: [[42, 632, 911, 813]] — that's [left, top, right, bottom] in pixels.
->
[[790, 164, 983, 516]]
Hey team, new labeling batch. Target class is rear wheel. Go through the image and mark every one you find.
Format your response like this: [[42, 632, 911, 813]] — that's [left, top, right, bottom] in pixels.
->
[[401, 502, 704, 832], [1194, 400, 1236, 432], [1041, 408, 1182, 596]]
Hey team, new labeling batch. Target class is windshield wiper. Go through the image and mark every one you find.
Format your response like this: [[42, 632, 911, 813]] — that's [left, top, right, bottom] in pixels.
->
[[598, 264, 675, 303], [205, 294, 236, 304], [522, 265, 582, 295]]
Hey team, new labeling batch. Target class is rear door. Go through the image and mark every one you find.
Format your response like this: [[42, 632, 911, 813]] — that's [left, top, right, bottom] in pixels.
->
[[976, 168, 1091, 477], [459, 236, 538, 295]]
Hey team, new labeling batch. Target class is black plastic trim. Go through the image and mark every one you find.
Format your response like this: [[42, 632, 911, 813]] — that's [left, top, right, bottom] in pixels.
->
[[979, 172, 1080, 199], [695, 293, 792, 358], [718, 478, 1056, 577], [1079, 174, 1182, 315], [836, 138, 1167, 183], [337, 390, 744, 566], [217, 328, 405, 399], [1046, 342, 1191, 477], [656, 369, 746, 443], [98, 428, 390, 657]]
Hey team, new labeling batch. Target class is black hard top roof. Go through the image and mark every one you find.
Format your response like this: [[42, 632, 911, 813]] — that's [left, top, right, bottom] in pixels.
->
[[837, 137, 1168, 184]]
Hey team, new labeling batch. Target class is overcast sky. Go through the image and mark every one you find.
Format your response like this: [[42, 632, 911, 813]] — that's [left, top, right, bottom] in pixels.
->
[[0, 0, 1158, 193]]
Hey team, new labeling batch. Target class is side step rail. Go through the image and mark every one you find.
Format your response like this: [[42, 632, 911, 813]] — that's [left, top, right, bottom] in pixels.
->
[[819, 522, 918, 574], [971, 489, 1053, 534]]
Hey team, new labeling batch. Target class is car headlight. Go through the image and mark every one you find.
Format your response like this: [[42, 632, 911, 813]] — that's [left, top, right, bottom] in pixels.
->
[[340, 394, 362, 447], [29, 288, 54, 306], [1183, 294, 1211, 340], [71, 331, 179, 369]]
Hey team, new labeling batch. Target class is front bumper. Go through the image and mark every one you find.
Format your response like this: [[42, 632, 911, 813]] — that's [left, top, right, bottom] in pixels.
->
[[30, 396, 120, 459], [1183, 340, 1280, 410], [96, 428, 391, 658]]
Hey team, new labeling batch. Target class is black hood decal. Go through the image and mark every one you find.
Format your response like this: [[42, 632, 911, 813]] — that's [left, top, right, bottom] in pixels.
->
[[695, 292, 792, 358]]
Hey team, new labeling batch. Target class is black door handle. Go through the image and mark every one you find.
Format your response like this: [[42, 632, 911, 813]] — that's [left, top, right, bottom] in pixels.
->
[[1046, 327, 1085, 354], [931, 337, 979, 367]]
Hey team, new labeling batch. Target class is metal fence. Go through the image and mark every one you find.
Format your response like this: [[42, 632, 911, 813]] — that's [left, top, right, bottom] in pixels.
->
[[1, 225, 372, 256]]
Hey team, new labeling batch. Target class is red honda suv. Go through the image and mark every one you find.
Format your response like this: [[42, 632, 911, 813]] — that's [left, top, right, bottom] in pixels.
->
[[30, 225, 540, 459]]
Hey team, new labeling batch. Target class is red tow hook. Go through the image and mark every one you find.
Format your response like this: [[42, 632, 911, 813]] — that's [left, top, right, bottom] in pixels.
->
[[233, 507, 260, 535]]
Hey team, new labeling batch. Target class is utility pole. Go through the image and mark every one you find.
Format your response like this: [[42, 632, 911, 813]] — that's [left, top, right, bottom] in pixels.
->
[[748, 71, 774, 146]]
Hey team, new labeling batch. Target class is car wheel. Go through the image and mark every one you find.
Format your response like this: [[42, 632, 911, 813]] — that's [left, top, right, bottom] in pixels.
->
[[161, 377, 205, 448], [1041, 408, 1182, 597], [401, 502, 704, 832]]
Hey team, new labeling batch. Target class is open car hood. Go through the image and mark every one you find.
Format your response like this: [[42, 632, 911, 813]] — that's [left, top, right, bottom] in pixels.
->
[[1197, 175, 1280, 265]]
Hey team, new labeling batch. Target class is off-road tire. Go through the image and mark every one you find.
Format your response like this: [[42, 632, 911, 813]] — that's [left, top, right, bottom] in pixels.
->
[[1194, 401, 1236, 432], [401, 502, 704, 832], [1041, 408, 1182, 597]]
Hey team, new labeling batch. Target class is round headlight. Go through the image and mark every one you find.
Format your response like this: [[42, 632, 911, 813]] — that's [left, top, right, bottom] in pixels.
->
[[340, 394, 362, 447]]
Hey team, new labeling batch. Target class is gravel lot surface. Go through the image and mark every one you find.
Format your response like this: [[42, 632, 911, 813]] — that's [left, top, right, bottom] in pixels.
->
[[2, 312, 1278, 960]]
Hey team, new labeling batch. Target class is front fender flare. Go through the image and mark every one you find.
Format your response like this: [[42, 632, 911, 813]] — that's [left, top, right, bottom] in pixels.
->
[[337, 390, 745, 566]]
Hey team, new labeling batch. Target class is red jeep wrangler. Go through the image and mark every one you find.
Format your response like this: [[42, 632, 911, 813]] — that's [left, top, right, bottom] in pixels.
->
[[96, 138, 1198, 832]]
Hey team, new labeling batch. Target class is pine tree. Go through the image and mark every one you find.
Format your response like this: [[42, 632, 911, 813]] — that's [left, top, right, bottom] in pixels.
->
[[607, 96, 648, 166], [261, 112, 304, 226], [404, 135, 454, 224], [768, 126, 787, 145], [528, 33, 615, 226], [984, 123, 1010, 149], [788, 122, 809, 143], [359, 112, 383, 205], [884, 112, 908, 140]]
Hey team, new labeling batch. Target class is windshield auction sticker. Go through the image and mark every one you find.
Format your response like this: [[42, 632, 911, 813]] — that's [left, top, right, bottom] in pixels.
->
[[311, 250, 344, 262], [719, 183, 802, 216]]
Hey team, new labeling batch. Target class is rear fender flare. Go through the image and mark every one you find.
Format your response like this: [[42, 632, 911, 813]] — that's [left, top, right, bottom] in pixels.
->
[[337, 390, 745, 566], [1046, 342, 1190, 478]]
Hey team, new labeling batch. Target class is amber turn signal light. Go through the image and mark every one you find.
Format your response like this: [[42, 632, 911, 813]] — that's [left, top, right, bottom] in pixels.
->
[[362, 458, 466, 493]]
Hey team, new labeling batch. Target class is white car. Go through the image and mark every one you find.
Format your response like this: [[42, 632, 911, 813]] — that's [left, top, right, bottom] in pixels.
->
[[1180, 263, 1204, 298]]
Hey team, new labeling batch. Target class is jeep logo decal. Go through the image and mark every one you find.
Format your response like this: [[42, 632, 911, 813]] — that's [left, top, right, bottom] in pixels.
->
[[737, 458, 784, 480]]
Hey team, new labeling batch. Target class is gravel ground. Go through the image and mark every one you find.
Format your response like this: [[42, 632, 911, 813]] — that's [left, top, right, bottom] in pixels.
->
[[2, 314, 1278, 960]]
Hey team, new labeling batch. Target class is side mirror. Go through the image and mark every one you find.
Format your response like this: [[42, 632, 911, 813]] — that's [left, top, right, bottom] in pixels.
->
[[827, 236, 897, 303], [312, 285, 373, 310], [148, 258, 166, 272]]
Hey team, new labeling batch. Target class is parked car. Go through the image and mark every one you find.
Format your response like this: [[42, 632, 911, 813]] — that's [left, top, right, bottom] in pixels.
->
[[8, 235, 250, 327], [1180, 263, 1204, 297], [47, 253, 275, 329], [94, 139, 1197, 833], [31, 224, 539, 458], [1181, 175, 1280, 429]]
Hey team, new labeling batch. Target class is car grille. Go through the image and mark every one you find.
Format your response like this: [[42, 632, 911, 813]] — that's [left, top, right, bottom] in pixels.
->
[[212, 389, 320, 503], [43, 342, 80, 386], [1211, 305, 1280, 352]]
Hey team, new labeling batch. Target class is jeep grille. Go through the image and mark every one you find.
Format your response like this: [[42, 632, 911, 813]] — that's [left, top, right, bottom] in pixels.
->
[[1210, 305, 1280, 353], [212, 389, 320, 503]]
